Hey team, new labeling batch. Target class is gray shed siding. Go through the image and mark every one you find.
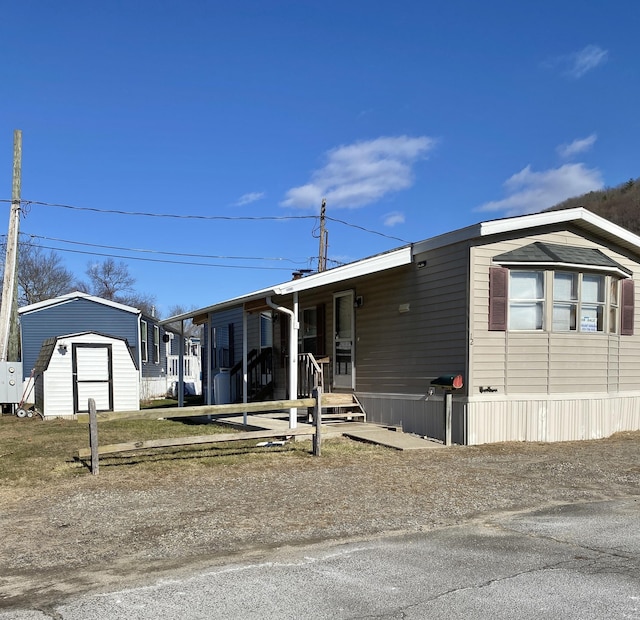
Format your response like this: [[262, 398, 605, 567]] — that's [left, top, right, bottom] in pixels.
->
[[20, 298, 138, 382]]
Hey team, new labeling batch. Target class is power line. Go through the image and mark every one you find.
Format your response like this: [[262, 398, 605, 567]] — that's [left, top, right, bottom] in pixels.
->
[[22, 233, 311, 264], [2, 233, 348, 270], [325, 216, 409, 243], [18, 240, 298, 271], [0, 198, 412, 243], [9, 199, 317, 222]]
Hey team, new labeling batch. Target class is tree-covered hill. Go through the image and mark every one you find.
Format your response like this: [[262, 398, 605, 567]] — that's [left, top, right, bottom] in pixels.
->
[[546, 176, 640, 234]]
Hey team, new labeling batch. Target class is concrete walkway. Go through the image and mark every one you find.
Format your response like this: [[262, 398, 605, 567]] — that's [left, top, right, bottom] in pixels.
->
[[223, 414, 444, 451], [339, 423, 444, 450]]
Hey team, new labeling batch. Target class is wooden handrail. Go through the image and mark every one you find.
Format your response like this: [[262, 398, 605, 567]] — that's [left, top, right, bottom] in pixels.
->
[[77, 397, 315, 423], [298, 352, 324, 398]]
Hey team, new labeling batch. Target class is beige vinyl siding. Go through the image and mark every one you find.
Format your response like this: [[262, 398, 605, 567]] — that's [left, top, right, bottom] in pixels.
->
[[619, 336, 640, 390], [470, 228, 640, 397], [354, 244, 468, 394], [271, 242, 469, 396], [502, 334, 550, 393], [608, 338, 619, 392]]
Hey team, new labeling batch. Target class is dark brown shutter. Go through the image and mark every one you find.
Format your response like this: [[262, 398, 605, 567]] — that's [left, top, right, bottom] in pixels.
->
[[489, 267, 508, 331], [621, 278, 635, 336]]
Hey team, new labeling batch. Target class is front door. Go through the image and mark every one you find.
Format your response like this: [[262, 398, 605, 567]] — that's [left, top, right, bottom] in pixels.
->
[[333, 291, 355, 389], [73, 344, 113, 413]]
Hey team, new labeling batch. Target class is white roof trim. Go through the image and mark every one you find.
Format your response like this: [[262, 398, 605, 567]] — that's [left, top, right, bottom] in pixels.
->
[[161, 246, 412, 323], [477, 207, 636, 241], [413, 207, 640, 255], [18, 291, 141, 315], [272, 247, 412, 295]]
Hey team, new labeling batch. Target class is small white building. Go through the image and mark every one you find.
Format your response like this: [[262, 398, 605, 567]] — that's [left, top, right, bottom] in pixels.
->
[[34, 332, 140, 419]]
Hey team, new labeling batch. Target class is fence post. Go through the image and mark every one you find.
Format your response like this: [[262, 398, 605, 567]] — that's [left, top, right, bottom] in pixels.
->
[[88, 398, 99, 475], [444, 391, 452, 447], [312, 386, 322, 457]]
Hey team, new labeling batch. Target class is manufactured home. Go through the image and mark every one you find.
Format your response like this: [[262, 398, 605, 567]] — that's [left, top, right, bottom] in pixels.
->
[[163, 208, 640, 445]]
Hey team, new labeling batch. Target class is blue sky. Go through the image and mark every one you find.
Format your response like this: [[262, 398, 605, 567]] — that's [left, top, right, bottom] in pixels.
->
[[1, 1, 639, 317]]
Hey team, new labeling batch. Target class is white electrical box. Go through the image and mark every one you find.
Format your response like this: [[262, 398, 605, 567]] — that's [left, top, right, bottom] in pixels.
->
[[0, 361, 23, 403]]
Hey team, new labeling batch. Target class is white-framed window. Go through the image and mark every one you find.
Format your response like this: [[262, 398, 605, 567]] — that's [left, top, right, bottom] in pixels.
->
[[552, 272, 578, 331], [581, 274, 606, 332], [609, 278, 619, 334], [499, 269, 623, 334], [508, 271, 544, 330], [153, 325, 160, 363], [141, 320, 148, 362], [553, 272, 608, 333], [260, 312, 273, 349]]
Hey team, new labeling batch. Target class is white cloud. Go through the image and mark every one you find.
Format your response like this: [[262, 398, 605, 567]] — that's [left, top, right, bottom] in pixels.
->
[[557, 134, 597, 159], [383, 211, 405, 227], [235, 191, 265, 206], [548, 44, 608, 79], [569, 45, 608, 78], [281, 136, 436, 209], [476, 163, 604, 216]]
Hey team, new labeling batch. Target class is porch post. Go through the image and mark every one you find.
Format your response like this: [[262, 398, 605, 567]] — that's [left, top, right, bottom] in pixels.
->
[[266, 295, 299, 429], [206, 314, 213, 405], [178, 319, 184, 408], [243, 309, 248, 426], [289, 292, 299, 428]]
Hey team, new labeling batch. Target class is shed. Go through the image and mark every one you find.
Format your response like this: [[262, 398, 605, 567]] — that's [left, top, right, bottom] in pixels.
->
[[34, 332, 140, 419]]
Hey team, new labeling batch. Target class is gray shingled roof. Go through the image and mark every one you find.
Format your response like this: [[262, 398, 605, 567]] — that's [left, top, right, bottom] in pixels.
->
[[493, 242, 632, 274]]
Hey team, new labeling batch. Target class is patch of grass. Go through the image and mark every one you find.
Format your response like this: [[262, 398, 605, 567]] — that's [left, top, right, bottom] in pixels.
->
[[0, 413, 377, 487], [141, 395, 204, 409]]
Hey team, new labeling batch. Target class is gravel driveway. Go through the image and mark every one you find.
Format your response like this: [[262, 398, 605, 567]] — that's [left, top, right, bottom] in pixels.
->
[[1, 432, 639, 612]]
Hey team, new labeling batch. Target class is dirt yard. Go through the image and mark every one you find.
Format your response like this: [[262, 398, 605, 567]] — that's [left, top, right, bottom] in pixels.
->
[[1, 431, 639, 612]]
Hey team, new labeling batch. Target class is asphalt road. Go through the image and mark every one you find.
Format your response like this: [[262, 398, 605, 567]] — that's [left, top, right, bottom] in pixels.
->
[[2, 499, 638, 619]]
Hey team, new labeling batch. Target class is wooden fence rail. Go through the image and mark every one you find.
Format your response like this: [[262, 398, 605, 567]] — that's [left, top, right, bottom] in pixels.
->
[[76, 398, 316, 424], [79, 390, 323, 474]]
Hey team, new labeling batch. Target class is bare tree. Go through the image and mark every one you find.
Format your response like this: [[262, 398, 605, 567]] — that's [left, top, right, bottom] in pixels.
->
[[0, 242, 75, 306], [76, 258, 156, 315], [77, 258, 135, 300], [166, 304, 203, 339]]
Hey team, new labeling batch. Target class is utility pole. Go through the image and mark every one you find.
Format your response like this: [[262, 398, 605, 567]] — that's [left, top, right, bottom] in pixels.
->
[[317, 198, 328, 272], [0, 130, 22, 362]]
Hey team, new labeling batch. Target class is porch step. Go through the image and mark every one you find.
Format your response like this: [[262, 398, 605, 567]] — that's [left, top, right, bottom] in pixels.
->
[[321, 392, 359, 406], [310, 392, 367, 423]]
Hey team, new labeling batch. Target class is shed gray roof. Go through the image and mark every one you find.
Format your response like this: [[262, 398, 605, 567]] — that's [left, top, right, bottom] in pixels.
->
[[493, 242, 632, 275]]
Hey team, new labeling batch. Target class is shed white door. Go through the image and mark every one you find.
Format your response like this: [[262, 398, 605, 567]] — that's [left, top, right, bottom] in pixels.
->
[[333, 291, 355, 389], [73, 344, 113, 413]]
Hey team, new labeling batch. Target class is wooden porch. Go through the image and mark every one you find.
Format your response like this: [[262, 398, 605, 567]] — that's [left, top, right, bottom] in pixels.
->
[[226, 350, 367, 424]]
